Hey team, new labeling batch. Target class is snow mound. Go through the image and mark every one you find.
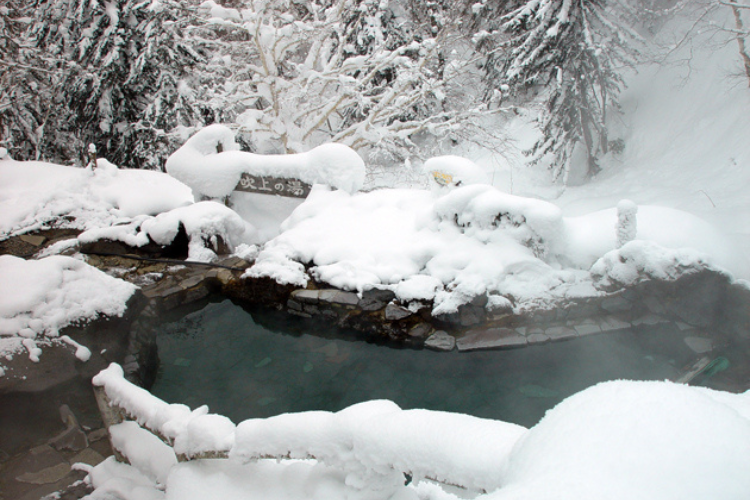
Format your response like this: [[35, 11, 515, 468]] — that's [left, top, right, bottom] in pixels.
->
[[0, 255, 136, 368], [165, 124, 366, 199], [564, 205, 749, 275], [79, 201, 248, 262], [248, 184, 742, 313], [491, 380, 750, 500], [591, 240, 719, 289], [0, 158, 194, 236]]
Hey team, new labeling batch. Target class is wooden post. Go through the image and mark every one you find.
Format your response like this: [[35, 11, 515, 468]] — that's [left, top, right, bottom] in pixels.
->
[[93, 385, 128, 463]]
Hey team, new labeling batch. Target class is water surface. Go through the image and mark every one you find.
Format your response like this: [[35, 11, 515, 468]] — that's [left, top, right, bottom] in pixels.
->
[[150, 299, 708, 427]]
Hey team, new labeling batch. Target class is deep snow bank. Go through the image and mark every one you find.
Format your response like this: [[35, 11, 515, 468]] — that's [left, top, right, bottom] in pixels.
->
[[489, 380, 750, 500]]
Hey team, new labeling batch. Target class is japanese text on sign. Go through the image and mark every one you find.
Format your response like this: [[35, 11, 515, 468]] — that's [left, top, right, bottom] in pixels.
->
[[234, 173, 312, 198]]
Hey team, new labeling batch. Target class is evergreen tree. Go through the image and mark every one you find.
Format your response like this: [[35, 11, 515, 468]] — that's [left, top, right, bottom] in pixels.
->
[[0, 2, 50, 160], [472, 0, 641, 182], [27, 0, 214, 168]]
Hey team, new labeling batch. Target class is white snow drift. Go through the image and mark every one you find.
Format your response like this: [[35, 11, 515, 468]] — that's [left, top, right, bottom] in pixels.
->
[[85, 365, 750, 500], [0, 155, 194, 236], [247, 181, 745, 315]]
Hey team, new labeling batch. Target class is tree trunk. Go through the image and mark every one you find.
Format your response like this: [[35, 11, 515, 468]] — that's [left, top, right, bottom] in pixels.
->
[[729, 1, 750, 86]]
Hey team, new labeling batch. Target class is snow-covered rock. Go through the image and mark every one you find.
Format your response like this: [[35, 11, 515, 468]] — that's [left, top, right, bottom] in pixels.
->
[[79, 201, 248, 262], [247, 182, 744, 315], [0, 255, 136, 369]]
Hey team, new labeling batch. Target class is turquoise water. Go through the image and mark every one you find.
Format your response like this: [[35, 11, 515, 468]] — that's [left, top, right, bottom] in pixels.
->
[[150, 299, 699, 428]]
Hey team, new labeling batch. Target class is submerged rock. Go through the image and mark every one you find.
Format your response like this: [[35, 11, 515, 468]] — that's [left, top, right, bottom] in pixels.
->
[[424, 331, 456, 351], [456, 328, 527, 351]]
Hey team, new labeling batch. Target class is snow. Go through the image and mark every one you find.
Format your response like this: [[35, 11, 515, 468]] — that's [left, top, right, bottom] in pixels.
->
[[487, 380, 750, 500], [165, 124, 366, 200], [247, 179, 744, 315], [79, 201, 249, 262], [0, 255, 136, 370], [0, 157, 194, 236], [423, 156, 489, 191], [110, 421, 177, 485], [85, 369, 750, 500], [591, 240, 720, 290]]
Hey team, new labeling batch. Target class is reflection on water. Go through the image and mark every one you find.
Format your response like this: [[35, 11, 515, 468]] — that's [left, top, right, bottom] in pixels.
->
[[151, 299, 711, 428]]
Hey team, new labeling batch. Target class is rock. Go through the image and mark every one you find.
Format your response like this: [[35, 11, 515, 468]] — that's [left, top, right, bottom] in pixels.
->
[[642, 295, 666, 315], [16, 462, 71, 485], [573, 322, 601, 337], [459, 305, 486, 327], [287, 299, 303, 312], [70, 448, 105, 467], [318, 290, 359, 306], [545, 325, 578, 342], [601, 296, 632, 313], [358, 289, 396, 310], [632, 314, 669, 326], [86, 428, 109, 443], [358, 289, 396, 311], [684, 336, 713, 354], [290, 289, 319, 304], [385, 303, 412, 321], [598, 315, 630, 332], [662, 271, 727, 327], [48, 426, 87, 453], [527, 333, 550, 345], [424, 331, 456, 351], [456, 328, 527, 351], [408, 323, 433, 339], [19, 234, 46, 247]]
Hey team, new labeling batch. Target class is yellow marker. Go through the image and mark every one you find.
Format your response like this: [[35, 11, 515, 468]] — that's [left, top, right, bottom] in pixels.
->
[[431, 171, 454, 186]]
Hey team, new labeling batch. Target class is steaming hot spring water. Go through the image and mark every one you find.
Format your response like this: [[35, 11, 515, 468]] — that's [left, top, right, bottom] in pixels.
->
[[148, 297, 740, 428]]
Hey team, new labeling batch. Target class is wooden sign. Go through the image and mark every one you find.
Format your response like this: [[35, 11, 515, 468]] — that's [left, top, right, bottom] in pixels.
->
[[234, 173, 312, 198]]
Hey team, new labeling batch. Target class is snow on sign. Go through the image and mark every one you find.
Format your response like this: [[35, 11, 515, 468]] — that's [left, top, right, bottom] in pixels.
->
[[235, 174, 312, 198]]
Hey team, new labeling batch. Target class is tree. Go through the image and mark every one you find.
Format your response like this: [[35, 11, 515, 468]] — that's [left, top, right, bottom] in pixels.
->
[[21, 0, 216, 169], [471, 0, 641, 183], [0, 2, 51, 160], [204, 0, 506, 165]]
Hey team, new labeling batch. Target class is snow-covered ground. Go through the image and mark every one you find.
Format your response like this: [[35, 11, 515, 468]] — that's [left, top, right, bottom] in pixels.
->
[[82, 364, 750, 500]]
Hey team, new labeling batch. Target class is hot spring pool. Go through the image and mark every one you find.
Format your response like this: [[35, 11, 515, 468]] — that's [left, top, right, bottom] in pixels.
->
[[148, 298, 718, 427]]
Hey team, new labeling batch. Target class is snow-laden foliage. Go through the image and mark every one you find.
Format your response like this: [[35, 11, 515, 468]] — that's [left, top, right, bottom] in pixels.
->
[[470, 0, 641, 182], [202, 0, 506, 165], [4, 0, 216, 169]]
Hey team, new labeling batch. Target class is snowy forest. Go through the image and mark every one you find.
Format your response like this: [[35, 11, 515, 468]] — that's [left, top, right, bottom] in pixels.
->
[[3, 0, 748, 182]]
